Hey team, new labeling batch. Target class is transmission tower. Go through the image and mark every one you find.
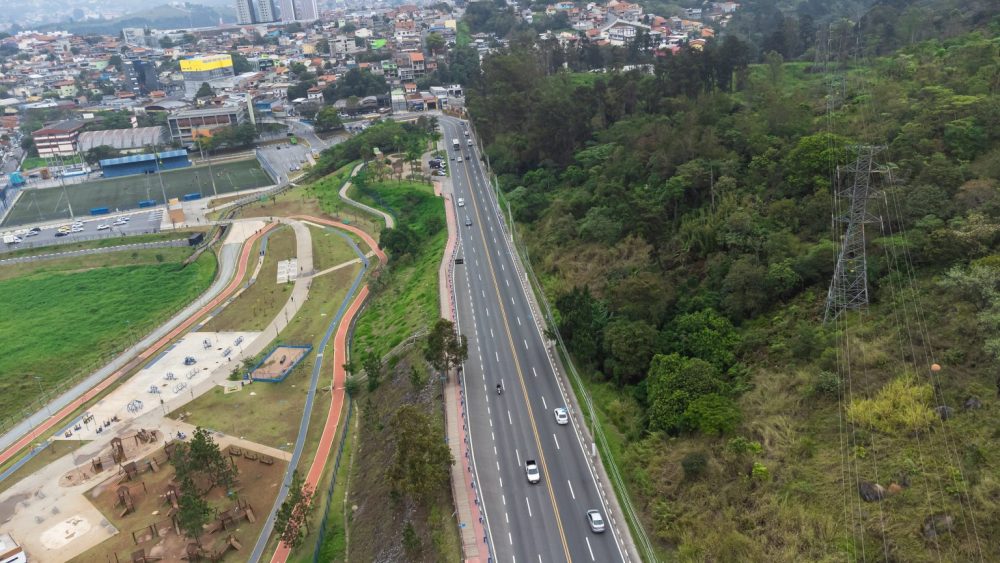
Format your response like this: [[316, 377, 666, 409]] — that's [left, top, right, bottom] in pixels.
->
[[824, 145, 887, 322]]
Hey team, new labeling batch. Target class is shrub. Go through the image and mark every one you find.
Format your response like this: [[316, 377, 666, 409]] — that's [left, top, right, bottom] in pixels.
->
[[750, 461, 770, 482], [726, 436, 763, 456], [681, 451, 708, 480], [846, 374, 937, 434], [811, 370, 841, 397], [683, 394, 742, 436]]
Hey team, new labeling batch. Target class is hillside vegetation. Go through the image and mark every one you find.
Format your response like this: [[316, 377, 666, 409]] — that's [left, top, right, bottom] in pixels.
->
[[467, 16, 1000, 562]]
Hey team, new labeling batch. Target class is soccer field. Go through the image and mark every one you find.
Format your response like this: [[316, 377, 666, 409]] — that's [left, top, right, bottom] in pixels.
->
[[2, 158, 273, 227]]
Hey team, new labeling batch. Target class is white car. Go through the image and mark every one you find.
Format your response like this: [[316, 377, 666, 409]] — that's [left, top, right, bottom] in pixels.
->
[[525, 459, 540, 484], [457, 198, 465, 207], [554, 407, 569, 425], [70, 226, 84, 233], [96, 224, 110, 230], [71, 221, 83, 228], [457, 156, 463, 162]]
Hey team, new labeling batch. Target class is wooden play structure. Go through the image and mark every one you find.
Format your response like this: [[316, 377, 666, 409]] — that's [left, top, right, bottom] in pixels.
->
[[206, 498, 256, 534], [182, 535, 242, 562]]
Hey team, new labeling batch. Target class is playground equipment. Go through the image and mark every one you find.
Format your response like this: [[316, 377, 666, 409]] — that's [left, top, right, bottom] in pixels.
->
[[164, 372, 176, 381], [173, 382, 187, 394], [116, 485, 137, 517], [202, 339, 212, 350], [148, 385, 161, 394], [127, 399, 144, 413], [111, 437, 126, 464], [184, 356, 197, 366]]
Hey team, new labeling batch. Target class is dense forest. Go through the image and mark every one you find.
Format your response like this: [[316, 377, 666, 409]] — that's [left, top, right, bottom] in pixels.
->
[[463, 2, 1000, 559]]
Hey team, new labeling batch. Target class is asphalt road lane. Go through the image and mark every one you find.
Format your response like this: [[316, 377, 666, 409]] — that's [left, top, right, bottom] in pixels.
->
[[446, 116, 627, 563], [2, 209, 164, 250]]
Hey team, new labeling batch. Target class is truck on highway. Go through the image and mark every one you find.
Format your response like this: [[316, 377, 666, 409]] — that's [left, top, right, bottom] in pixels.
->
[[452, 138, 460, 149]]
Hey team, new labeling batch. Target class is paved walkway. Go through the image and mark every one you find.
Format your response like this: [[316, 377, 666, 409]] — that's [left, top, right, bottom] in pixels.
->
[[433, 137, 488, 562], [338, 162, 395, 229]]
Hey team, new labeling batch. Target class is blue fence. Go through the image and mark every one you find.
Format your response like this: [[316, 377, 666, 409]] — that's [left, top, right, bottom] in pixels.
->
[[248, 344, 313, 383]]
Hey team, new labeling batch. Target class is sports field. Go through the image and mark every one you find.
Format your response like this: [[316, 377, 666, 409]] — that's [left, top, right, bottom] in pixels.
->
[[1, 158, 273, 227]]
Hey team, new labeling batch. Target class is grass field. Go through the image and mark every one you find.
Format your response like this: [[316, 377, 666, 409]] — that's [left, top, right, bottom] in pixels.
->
[[350, 180, 444, 353], [0, 251, 217, 421], [175, 265, 359, 449], [202, 226, 295, 332], [2, 158, 272, 227], [309, 224, 363, 272]]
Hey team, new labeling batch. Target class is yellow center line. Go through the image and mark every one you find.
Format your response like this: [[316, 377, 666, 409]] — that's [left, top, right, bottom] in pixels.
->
[[458, 133, 573, 563]]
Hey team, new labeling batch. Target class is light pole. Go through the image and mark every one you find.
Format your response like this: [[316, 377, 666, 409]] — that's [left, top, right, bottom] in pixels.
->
[[34, 376, 51, 416]]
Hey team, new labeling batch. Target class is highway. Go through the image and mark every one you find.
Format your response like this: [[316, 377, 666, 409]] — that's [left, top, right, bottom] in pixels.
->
[[442, 115, 629, 563]]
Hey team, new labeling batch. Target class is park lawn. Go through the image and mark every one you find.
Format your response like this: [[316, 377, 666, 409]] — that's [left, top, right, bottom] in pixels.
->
[[351, 180, 444, 353], [309, 224, 362, 272], [203, 226, 295, 332], [174, 265, 360, 450], [0, 251, 217, 422], [0, 246, 194, 282]]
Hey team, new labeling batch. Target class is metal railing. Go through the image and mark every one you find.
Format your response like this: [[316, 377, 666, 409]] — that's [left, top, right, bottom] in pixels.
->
[[0, 239, 186, 264], [0, 228, 164, 255]]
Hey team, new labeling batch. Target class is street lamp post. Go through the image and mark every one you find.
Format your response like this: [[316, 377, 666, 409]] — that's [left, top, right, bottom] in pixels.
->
[[34, 376, 51, 416]]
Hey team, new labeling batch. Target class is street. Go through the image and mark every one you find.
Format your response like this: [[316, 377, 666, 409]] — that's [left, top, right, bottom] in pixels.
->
[[443, 115, 629, 563]]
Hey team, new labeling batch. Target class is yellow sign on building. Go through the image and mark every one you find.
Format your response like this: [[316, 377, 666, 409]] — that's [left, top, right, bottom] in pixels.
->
[[180, 55, 234, 73]]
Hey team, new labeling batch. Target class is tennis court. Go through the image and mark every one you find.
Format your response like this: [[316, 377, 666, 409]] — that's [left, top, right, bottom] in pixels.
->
[[2, 158, 272, 227]]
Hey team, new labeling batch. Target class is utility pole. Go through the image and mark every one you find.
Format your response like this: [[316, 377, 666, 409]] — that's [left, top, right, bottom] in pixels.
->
[[824, 145, 887, 322]]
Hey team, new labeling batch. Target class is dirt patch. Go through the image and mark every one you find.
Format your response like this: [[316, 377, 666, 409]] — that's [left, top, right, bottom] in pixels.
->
[[69, 442, 286, 563], [250, 345, 310, 382]]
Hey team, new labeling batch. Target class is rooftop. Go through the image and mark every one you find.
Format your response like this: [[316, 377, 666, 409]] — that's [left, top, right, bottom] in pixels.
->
[[78, 126, 166, 152], [99, 149, 188, 167], [33, 119, 85, 136]]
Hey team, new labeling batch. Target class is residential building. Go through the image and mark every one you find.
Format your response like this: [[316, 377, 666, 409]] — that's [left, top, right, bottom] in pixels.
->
[[125, 59, 159, 95], [167, 104, 247, 145], [180, 54, 235, 99], [279, 0, 317, 21], [256, 0, 278, 23], [236, 0, 256, 24], [33, 119, 85, 157]]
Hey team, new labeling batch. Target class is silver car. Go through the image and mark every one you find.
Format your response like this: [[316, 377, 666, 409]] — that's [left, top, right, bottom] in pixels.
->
[[554, 407, 569, 425], [586, 510, 606, 533]]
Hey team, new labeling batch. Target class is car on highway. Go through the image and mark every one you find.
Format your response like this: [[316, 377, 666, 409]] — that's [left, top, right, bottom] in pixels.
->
[[465, 217, 473, 226], [54, 231, 68, 237], [96, 224, 110, 230], [586, 510, 606, 533], [554, 407, 569, 425], [450, 155, 455, 160], [71, 221, 83, 228], [112, 219, 127, 226], [525, 459, 541, 484], [70, 226, 84, 233], [458, 198, 465, 207], [457, 156, 463, 162]]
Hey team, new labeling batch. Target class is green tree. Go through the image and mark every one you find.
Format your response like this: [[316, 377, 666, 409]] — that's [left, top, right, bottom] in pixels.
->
[[602, 318, 658, 385], [159, 36, 174, 48], [176, 476, 211, 543], [424, 318, 468, 373], [425, 32, 446, 55], [230, 51, 252, 73], [275, 470, 314, 549], [195, 82, 215, 98], [84, 145, 120, 164], [683, 394, 741, 435], [390, 405, 454, 502], [314, 105, 343, 133], [363, 348, 383, 391], [647, 354, 727, 434], [663, 309, 739, 371]]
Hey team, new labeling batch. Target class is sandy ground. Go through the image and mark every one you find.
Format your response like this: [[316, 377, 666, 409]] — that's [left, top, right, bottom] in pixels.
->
[[54, 332, 259, 443]]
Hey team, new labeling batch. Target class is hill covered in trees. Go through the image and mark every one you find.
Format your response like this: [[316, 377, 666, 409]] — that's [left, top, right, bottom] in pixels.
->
[[465, 6, 1000, 560]]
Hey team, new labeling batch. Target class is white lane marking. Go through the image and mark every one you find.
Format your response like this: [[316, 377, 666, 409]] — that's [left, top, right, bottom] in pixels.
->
[[502, 494, 506, 505], [585, 537, 595, 560], [538, 556, 543, 563], [568, 480, 576, 500], [511, 296, 515, 305], [491, 432, 495, 441], [506, 512, 509, 523], [524, 338, 529, 350], [499, 475, 503, 487], [506, 278, 510, 287], [501, 263, 505, 271], [495, 351, 499, 362], [532, 367, 538, 377], [490, 328, 494, 338], [494, 446, 498, 455], [542, 396, 547, 409], [493, 237, 497, 244], [497, 461, 500, 471], [525, 497, 532, 518], [478, 273, 482, 281], [517, 316, 521, 326], [482, 289, 486, 298], [509, 533, 513, 545], [553, 434, 560, 450], [516, 449, 521, 466], [489, 418, 493, 427], [486, 307, 490, 317], [507, 410, 513, 425]]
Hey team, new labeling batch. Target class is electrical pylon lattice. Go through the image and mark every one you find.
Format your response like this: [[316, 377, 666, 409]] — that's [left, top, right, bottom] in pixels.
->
[[824, 145, 887, 323]]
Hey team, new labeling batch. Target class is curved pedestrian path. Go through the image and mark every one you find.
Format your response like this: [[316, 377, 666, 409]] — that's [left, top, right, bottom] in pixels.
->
[[0, 223, 278, 466], [338, 162, 395, 229]]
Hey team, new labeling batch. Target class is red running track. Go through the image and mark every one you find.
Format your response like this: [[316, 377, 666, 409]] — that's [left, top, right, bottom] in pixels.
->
[[0, 223, 278, 467], [269, 215, 384, 562]]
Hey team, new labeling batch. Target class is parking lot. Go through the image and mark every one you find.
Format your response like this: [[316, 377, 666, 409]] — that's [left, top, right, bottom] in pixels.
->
[[1, 209, 166, 251]]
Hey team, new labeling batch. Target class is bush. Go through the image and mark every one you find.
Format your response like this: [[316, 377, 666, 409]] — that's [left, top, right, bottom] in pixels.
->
[[846, 374, 937, 434], [811, 370, 841, 398], [681, 451, 708, 480], [683, 394, 742, 436]]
